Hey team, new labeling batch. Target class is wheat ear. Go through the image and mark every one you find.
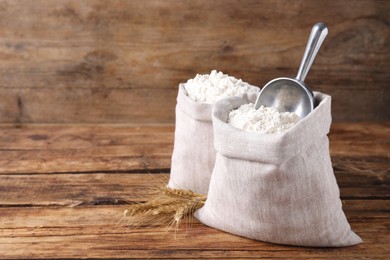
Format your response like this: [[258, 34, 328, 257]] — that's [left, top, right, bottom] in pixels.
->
[[123, 186, 207, 231]]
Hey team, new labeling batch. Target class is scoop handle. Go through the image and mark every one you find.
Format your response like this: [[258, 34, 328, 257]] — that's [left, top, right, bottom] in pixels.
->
[[296, 23, 328, 82]]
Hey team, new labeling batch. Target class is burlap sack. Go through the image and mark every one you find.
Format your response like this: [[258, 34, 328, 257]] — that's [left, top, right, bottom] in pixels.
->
[[168, 84, 215, 194], [168, 84, 259, 194], [195, 92, 362, 247]]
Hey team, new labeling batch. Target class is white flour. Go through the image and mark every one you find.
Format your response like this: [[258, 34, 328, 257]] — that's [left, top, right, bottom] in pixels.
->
[[184, 70, 259, 104], [228, 104, 300, 134]]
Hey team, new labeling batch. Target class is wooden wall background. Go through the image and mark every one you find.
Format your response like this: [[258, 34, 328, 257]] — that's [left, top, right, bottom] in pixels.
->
[[0, 0, 388, 124]]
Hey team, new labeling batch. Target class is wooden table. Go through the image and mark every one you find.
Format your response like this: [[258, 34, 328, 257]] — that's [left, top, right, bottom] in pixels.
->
[[0, 122, 389, 259]]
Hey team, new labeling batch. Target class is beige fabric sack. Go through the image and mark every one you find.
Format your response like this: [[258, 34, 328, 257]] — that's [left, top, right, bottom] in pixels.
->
[[168, 84, 215, 194], [195, 92, 362, 247], [169, 84, 259, 194]]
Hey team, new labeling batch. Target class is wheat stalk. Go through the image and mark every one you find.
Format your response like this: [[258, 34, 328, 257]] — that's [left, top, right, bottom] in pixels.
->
[[123, 185, 207, 231]]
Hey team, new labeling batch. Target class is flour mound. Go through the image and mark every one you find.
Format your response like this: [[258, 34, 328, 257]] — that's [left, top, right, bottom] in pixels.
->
[[184, 70, 259, 104], [228, 104, 300, 134]]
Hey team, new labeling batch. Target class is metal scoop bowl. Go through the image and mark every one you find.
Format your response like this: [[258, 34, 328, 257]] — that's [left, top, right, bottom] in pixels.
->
[[255, 23, 328, 119]]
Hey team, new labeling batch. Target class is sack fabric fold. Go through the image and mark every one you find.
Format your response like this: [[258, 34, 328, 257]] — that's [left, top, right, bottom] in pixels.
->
[[195, 92, 362, 247]]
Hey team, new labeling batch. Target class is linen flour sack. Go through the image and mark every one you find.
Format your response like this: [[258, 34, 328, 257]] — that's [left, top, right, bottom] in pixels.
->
[[195, 92, 362, 247], [168, 71, 259, 194]]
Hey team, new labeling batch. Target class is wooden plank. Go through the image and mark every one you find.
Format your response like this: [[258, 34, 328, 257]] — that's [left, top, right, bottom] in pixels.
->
[[0, 122, 388, 174], [0, 203, 388, 259], [0, 171, 388, 207], [1, 83, 388, 124], [0, 173, 167, 207], [333, 156, 389, 181], [329, 122, 390, 157], [0, 0, 388, 123], [0, 124, 174, 173], [0, 87, 178, 124]]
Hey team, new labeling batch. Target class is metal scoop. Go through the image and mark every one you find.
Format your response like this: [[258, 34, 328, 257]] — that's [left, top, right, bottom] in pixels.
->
[[255, 23, 328, 118]]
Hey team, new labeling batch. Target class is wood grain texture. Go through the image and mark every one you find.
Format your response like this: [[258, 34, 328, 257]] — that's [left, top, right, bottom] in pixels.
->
[[0, 203, 389, 259], [0, 0, 388, 123], [0, 122, 388, 174], [0, 124, 174, 173], [0, 171, 388, 207], [0, 122, 389, 258]]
